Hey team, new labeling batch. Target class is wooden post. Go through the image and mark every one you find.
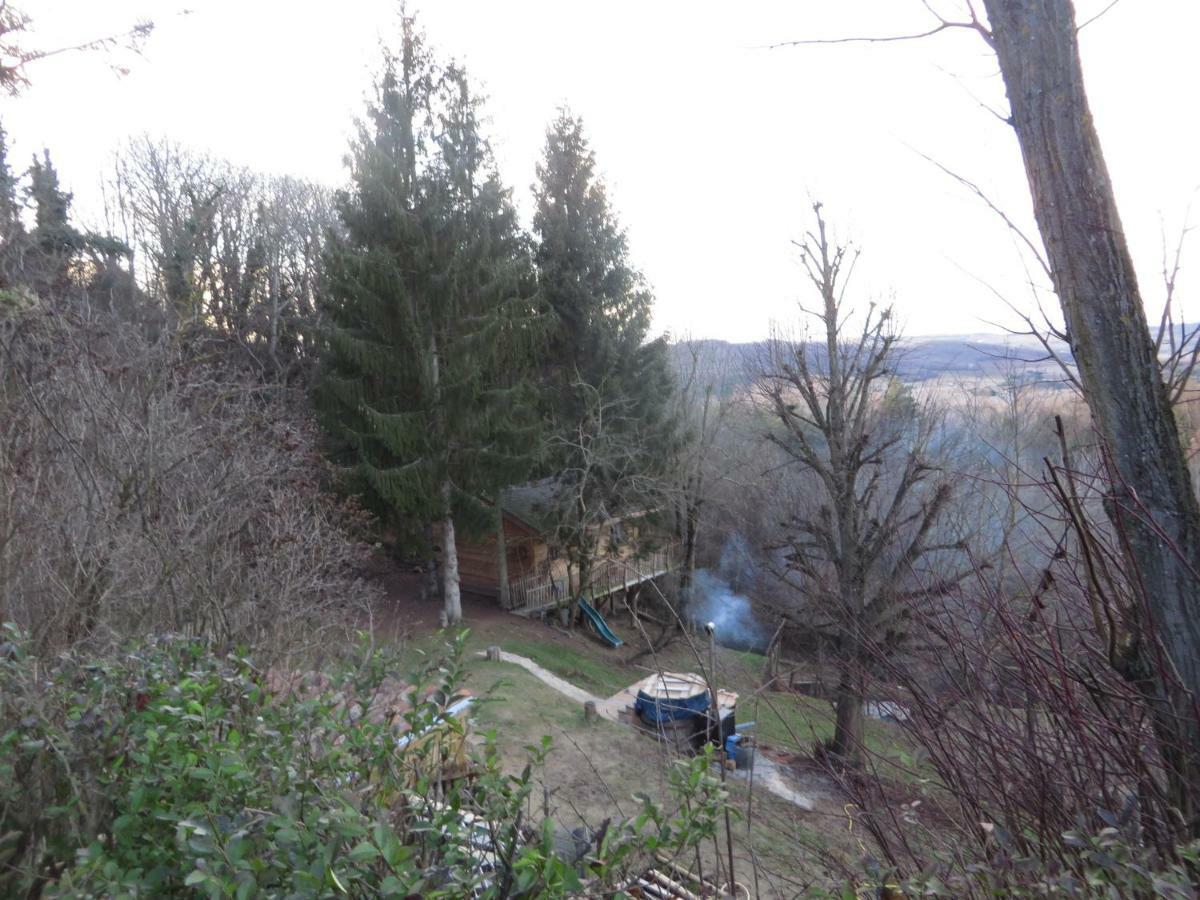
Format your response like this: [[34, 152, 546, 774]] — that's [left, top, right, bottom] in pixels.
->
[[584, 700, 598, 724], [496, 508, 510, 609], [762, 620, 784, 686]]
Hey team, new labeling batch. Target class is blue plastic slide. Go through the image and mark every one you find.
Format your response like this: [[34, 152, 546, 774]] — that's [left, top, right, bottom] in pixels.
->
[[578, 598, 624, 648]]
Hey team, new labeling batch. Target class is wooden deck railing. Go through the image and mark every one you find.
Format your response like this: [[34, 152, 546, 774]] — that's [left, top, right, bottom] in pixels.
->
[[507, 568, 568, 612], [583, 549, 674, 602], [506, 547, 677, 614]]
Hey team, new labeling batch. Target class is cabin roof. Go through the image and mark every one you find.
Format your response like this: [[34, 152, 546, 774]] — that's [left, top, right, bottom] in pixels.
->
[[500, 478, 559, 535], [500, 477, 658, 538]]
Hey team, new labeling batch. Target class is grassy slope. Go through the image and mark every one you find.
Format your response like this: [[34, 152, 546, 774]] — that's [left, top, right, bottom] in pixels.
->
[[394, 610, 920, 892], [409, 613, 913, 770], [405, 611, 905, 757], [479, 625, 902, 761], [458, 655, 846, 897]]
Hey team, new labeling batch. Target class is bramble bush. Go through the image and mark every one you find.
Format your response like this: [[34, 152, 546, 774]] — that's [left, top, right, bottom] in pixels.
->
[[0, 304, 380, 661], [0, 626, 730, 898], [828, 829, 1200, 898]]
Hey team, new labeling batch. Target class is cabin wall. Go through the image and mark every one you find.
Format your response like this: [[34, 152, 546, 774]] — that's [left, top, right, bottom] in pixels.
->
[[436, 512, 655, 603], [435, 519, 549, 597]]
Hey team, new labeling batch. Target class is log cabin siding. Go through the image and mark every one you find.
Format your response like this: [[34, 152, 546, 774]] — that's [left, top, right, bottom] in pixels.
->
[[435, 513, 549, 598]]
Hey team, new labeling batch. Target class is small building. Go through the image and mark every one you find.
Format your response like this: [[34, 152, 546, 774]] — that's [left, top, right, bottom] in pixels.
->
[[451, 479, 677, 615]]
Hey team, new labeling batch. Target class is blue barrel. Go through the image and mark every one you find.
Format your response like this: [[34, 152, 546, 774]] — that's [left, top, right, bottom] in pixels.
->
[[735, 743, 755, 770], [634, 673, 710, 723]]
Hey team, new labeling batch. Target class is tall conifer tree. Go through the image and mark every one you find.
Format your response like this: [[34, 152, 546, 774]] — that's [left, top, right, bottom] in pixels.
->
[[0, 123, 24, 287], [532, 110, 675, 588], [315, 14, 539, 624], [26, 149, 80, 293]]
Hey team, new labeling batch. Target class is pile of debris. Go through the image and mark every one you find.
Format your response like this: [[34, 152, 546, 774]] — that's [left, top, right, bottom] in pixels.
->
[[264, 668, 476, 787], [620, 854, 749, 899]]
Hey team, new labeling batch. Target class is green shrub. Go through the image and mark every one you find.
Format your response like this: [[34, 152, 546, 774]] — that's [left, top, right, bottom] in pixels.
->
[[0, 626, 729, 898]]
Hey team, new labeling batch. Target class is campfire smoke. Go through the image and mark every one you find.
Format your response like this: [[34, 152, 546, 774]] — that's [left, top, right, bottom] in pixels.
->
[[690, 570, 764, 651], [686, 534, 766, 650]]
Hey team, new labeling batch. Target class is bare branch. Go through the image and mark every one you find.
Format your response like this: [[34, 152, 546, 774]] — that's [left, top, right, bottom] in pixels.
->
[[912, 148, 1053, 282], [764, 1, 991, 50], [1076, 0, 1125, 32]]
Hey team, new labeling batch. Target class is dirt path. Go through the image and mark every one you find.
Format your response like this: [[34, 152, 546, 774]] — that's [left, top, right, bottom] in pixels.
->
[[488, 649, 819, 811], [476, 649, 606, 710], [490, 645, 825, 815], [361, 555, 516, 641]]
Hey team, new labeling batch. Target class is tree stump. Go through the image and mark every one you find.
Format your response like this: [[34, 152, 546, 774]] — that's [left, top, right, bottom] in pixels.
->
[[486, 645, 501, 662], [584, 700, 598, 724]]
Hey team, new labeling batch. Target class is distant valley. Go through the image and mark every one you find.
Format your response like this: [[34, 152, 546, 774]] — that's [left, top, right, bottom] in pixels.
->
[[671, 332, 1075, 387]]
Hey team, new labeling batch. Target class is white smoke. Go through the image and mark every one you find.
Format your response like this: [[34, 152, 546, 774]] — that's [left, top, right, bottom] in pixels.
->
[[690, 567, 765, 651]]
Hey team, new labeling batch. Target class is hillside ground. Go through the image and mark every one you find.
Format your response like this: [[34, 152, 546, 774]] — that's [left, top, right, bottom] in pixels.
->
[[363, 564, 918, 894]]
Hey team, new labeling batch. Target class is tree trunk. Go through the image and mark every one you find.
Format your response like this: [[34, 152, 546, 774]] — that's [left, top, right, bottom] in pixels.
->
[[680, 501, 699, 615], [267, 260, 281, 376], [985, 0, 1200, 830], [496, 505, 510, 609], [574, 549, 592, 628], [830, 667, 865, 770], [763, 620, 785, 686], [420, 523, 440, 605], [440, 483, 463, 625]]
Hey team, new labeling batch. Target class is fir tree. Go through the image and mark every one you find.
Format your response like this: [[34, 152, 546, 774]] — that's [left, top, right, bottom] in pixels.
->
[[532, 110, 676, 591], [0, 125, 20, 238], [26, 149, 80, 293], [0, 122, 24, 287], [315, 16, 540, 625]]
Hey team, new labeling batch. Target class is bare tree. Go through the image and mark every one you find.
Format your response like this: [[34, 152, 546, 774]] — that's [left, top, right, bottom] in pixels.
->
[[774, 0, 1200, 835], [110, 137, 221, 319], [980, 0, 1200, 832], [545, 377, 666, 612], [110, 138, 335, 377], [950, 356, 1076, 589], [757, 203, 961, 769], [0, 0, 154, 94], [0, 302, 378, 660], [670, 338, 737, 612]]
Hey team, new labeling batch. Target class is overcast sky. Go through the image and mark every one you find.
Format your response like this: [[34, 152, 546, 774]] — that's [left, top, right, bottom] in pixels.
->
[[7, 0, 1199, 341]]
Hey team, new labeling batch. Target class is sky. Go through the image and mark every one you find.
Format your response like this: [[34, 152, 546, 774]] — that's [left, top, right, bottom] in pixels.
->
[[6, 0, 1199, 342]]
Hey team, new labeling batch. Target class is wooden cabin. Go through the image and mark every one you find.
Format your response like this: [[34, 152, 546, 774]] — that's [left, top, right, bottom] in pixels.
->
[[443, 479, 676, 615], [454, 509, 566, 601]]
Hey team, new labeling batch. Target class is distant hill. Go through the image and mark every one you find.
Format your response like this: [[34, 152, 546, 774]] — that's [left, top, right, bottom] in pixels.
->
[[891, 334, 1073, 380], [669, 333, 1074, 389]]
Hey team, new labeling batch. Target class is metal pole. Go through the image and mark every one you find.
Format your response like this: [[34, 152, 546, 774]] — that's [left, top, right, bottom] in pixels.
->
[[704, 621, 736, 893]]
